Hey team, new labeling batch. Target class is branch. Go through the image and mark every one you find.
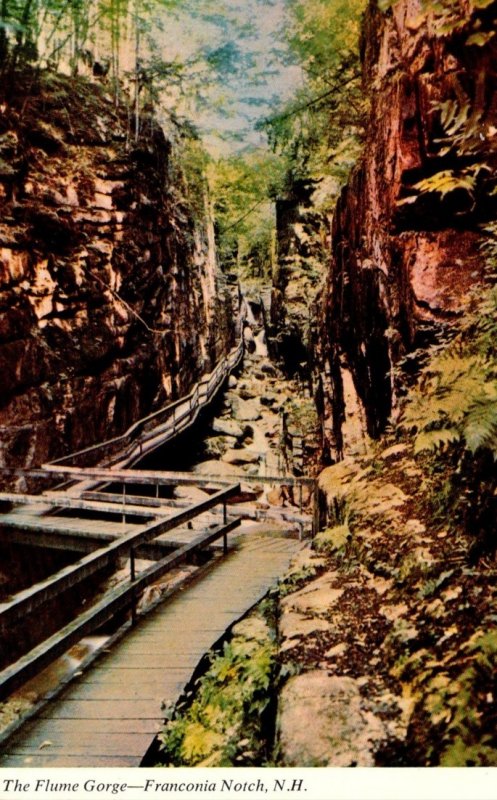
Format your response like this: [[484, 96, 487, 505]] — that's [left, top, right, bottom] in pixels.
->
[[261, 73, 360, 126], [220, 197, 268, 234]]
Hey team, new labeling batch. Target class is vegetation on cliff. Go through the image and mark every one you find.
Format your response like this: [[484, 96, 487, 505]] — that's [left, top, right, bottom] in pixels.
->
[[1, 0, 497, 772]]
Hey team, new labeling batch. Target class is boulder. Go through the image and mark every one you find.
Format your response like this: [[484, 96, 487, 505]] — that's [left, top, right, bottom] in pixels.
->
[[243, 464, 260, 476], [267, 486, 285, 506], [221, 448, 260, 465], [203, 435, 238, 458], [192, 459, 244, 477], [210, 417, 244, 439], [281, 574, 344, 617], [173, 485, 210, 502], [277, 671, 387, 766], [259, 361, 277, 376], [279, 612, 332, 643], [230, 396, 261, 422]]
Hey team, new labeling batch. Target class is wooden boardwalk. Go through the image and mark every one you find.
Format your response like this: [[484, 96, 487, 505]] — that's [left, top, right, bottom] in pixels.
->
[[0, 533, 301, 767]]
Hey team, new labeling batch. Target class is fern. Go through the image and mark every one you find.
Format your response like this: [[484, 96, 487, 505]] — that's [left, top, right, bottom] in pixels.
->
[[400, 286, 497, 460], [464, 396, 497, 454], [413, 428, 461, 454]]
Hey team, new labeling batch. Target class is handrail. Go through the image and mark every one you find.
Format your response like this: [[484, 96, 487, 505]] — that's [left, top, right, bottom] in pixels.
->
[[0, 515, 241, 700], [44, 337, 244, 470], [0, 484, 240, 628]]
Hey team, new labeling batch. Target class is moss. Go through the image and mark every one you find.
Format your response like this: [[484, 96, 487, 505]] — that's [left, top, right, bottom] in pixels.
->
[[314, 523, 351, 554]]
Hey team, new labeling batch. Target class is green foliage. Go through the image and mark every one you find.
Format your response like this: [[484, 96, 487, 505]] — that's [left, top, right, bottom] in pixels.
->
[[209, 149, 285, 279], [314, 523, 351, 554], [398, 284, 497, 553], [400, 287, 497, 460], [408, 630, 497, 765], [381, 0, 496, 39], [260, 0, 366, 212], [391, 0, 497, 220], [398, 165, 489, 210], [157, 615, 276, 766], [277, 562, 320, 597]]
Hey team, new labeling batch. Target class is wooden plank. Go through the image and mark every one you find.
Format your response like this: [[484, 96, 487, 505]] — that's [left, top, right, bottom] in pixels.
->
[[0, 523, 183, 560], [41, 464, 315, 487], [71, 668, 189, 685], [0, 753, 138, 766], [0, 532, 302, 767], [89, 653, 199, 669], [42, 465, 234, 487], [0, 516, 241, 698], [0, 485, 239, 628], [81, 491, 177, 508], [16, 716, 162, 737], [40, 699, 164, 719], [9, 733, 151, 757], [0, 514, 138, 535], [61, 680, 186, 701], [0, 492, 160, 519]]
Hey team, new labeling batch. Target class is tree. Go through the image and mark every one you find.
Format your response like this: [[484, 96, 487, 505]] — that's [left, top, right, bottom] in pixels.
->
[[260, 0, 367, 213], [209, 150, 285, 280]]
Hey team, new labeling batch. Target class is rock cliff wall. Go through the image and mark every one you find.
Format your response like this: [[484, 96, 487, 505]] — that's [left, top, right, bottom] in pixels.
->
[[0, 72, 239, 485], [315, 0, 497, 461]]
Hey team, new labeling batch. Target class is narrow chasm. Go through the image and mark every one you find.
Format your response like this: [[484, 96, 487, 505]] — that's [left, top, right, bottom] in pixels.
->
[[1, 0, 497, 773]]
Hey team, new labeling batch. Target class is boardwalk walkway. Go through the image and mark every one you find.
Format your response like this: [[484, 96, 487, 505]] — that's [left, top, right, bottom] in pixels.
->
[[0, 533, 301, 767]]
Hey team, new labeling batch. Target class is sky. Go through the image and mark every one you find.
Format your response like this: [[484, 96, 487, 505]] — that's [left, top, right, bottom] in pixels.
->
[[149, 0, 302, 154]]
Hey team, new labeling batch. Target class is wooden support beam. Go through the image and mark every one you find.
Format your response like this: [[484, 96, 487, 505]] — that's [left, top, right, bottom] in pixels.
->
[[0, 526, 194, 561], [1, 464, 315, 488], [41, 466, 233, 487], [41, 465, 316, 487], [80, 491, 176, 508], [0, 516, 241, 699], [0, 492, 164, 520], [0, 484, 240, 628]]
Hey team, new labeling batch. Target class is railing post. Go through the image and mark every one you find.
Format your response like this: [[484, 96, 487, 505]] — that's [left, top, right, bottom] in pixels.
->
[[299, 482, 303, 515], [312, 482, 319, 537], [130, 547, 137, 626], [223, 500, 227, 525], [122, 483, 126, 525]]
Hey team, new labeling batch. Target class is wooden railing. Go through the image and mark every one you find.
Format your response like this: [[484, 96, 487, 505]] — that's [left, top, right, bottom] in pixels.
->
[[44, 337, 244, 471], [0, 483, 241, 699]]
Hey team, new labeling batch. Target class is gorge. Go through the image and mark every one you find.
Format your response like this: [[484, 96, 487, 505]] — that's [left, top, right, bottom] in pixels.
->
[[0, 0, 497, 773]]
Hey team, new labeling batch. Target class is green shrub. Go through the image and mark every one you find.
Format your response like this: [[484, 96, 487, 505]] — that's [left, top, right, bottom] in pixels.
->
[[157, 615, 276, 766]]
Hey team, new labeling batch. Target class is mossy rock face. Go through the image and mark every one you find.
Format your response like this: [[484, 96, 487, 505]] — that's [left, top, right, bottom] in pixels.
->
[[317, 459, 361, 498], [314, 524, 350, 554]]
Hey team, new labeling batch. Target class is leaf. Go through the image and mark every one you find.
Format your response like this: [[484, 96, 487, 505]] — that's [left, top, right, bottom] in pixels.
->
[[412, 169, 477, 200], [466, 30, 496, 46], [463, 395, 497, 455], [414, 428, 461, 454], [181, 722, 224, 763]]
